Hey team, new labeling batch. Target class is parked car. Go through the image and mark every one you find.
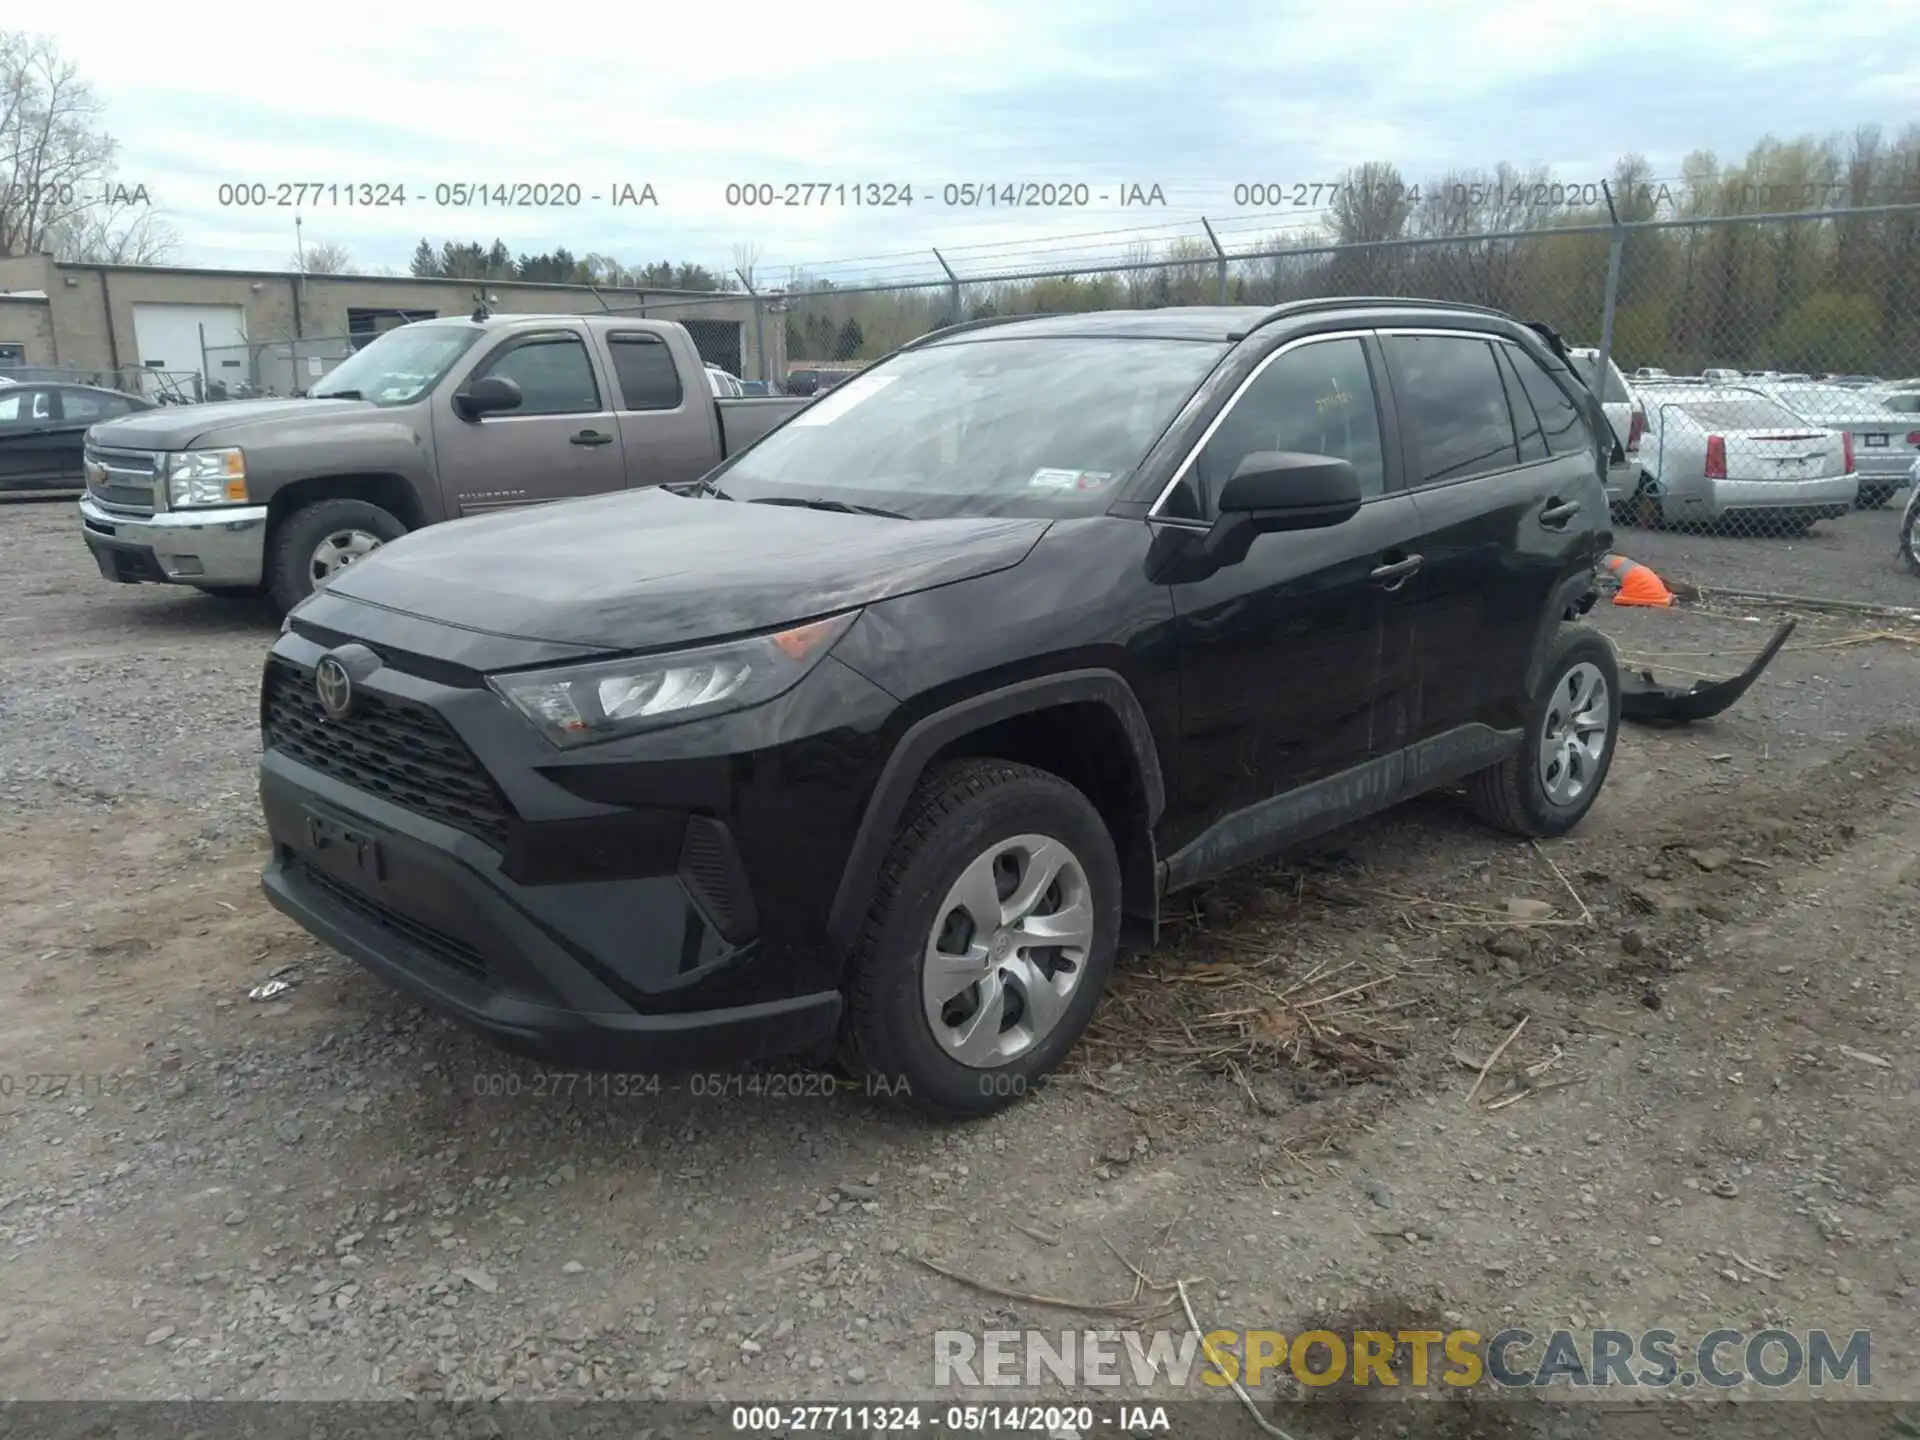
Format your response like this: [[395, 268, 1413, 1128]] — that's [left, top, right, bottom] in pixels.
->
[[77, 315, 810, 613], [1872, 388, 1920, 415], [0, 382, 154, 497], [740, 380, 785, 398], [1565, 347, 1646, 511], [705, 365, 747, 398], [254, 298, 1621, 1118], [1632, 366, 1670, 381], [1701, 367, 1745, 383], [1815, 374, 1882, 388], [784, 367, 859, 397], [1758, 382, 1920, 508], [1632, 384, 1858, 531]]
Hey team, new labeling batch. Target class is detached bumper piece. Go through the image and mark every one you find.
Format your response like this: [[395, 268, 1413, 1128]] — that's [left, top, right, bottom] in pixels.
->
[[1620, 619, 1796, 726]]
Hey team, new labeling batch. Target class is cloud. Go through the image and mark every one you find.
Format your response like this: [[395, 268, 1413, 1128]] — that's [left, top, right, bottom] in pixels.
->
[[27, 0, 1920, 279]]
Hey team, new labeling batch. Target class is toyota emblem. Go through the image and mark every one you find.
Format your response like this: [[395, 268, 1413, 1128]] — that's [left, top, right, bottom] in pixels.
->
[[314, 654, 354, 721]]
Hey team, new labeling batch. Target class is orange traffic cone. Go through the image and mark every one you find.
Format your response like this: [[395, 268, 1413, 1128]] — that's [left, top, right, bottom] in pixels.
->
[[1603, 554, 1674, 607]]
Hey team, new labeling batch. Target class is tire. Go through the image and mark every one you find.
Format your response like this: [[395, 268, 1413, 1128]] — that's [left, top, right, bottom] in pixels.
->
[[1901, 499, 1920, 578], [843, 759, 1123, 1121], [265, 498, 407, 615], [1630, 477, 1663, 530], [1857, 486, 1891, 511], [1464, 625, 1622, 839]]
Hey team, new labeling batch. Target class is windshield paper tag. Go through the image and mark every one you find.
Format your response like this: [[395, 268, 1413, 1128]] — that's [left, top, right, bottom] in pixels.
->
[[1029, 468, 1115, 491], [791, 374, 896, 426], [1028, 468, 1082, 489]]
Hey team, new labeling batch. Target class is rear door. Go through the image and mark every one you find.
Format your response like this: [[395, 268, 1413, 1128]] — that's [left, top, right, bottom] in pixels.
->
[[1157, 331, 1426, 848], [432, 326, 627, 516], [596, 330, 726, 489], [0, 386, 73, 491], [1384, 330, 1602, 741]]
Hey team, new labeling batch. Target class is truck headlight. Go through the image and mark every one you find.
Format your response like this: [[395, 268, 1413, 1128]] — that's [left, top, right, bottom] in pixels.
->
[[490, 612, 859, 748], [166, 449, 248, 507]]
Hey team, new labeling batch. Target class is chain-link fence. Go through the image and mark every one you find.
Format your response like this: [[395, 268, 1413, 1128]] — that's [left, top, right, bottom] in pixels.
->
[[200, 335, 357, 399]]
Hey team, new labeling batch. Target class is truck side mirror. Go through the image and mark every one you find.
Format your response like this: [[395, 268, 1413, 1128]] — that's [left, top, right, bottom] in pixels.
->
[[454, 375, 523, 421]]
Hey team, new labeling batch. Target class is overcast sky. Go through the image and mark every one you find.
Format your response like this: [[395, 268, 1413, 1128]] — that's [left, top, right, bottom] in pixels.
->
[[31, 0, 1920, 285]]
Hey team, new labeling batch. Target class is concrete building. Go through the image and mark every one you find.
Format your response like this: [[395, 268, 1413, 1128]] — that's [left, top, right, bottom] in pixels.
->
[[0, 253, 782, 398]]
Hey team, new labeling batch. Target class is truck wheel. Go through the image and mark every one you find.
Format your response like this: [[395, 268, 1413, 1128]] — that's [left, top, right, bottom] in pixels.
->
[[844, 760, 1122, 1121], [1901, 501, 1920, 577], [1464, 626, 1621, 839], [266, 499, 406, 614]]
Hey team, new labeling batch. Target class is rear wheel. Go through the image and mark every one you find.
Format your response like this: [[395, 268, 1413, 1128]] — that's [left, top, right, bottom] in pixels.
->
[[266, 498, 406, 615], [1464, 626, 1621, 838], [1901, 499, 1920, 577], [1857, 485, 1892, 510], [1630, 476, 1663, 530], [843, 760, 1122, 1121]]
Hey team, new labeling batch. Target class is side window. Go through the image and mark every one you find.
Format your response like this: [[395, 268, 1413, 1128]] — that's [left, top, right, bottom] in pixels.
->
[[1383, 335, 1519, 485], [1505, 347, 1590, 456], [1495, 346, 1549, 462], [609, 336, 685, 411], [59, 389, 128, 421], [473, 334, 600, 415], [0, 387, 51, 425], [1186, 337, 1387, 517]]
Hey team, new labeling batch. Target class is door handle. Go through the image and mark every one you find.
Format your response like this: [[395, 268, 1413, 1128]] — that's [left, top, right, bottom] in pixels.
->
[[570, 429, 613, 447], [1539, 498, 1580, 526], [1370, 554, 1423, 589]]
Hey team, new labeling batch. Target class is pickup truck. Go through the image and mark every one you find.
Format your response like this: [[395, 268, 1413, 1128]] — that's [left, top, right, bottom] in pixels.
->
[[78, 314, 808, 613]]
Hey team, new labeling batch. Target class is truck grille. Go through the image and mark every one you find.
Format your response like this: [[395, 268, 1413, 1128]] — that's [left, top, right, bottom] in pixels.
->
[[263, 659, 513, 851], [85, 447, 161, 515]]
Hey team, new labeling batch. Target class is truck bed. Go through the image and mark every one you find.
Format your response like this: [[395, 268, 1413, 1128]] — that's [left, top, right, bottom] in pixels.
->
[[717, 396, 811, 454]]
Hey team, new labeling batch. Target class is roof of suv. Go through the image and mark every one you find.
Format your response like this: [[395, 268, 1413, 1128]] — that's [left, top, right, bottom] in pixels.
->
[[905, 297, 1530, 348]]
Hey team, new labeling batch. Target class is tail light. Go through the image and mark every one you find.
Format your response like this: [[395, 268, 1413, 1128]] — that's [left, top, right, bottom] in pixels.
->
[[1908, 431, 1920, 447], [1627, 405, 1646, 452], [1843, 432, 1855, 472], [1704, 434, 1727, 479]]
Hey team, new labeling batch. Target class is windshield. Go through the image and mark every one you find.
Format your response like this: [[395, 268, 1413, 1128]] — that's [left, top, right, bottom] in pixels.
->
[[713, 335, 1230, 519], [1671, 396, 1811, 429], [311, 324, 483, 405], [1568, 354, 1630, 403], [1772, 386, 1901, 420]]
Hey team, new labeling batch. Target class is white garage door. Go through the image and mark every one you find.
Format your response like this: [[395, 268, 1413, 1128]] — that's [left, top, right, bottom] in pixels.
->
[[131, 304, 248, 398]]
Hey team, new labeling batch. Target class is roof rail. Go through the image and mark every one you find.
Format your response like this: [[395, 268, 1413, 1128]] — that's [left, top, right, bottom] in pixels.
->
[[1234, 294, 1515, 339]]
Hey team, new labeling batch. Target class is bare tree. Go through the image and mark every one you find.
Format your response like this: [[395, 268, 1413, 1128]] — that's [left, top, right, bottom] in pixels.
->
[[294, 240, 353, 274], [52, 204, 179, 264], [732, 241, 764, 289], [0, 32, 119, 256]]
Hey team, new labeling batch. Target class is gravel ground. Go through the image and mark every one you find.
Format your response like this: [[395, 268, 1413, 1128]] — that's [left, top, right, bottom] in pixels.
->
[[1613, 500, 1918, 611], [4, 500, 1920, 1432]]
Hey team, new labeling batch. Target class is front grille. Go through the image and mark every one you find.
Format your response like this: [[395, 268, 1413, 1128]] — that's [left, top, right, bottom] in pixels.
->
[[298, 862, 488, 980], [85, 447, 160, 515], [264, 659, 513, 850]]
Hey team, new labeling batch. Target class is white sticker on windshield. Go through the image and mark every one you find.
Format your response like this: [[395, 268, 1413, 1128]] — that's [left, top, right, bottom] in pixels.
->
[[790, 374, 897, 425], [1028, 468, 1083, 489]]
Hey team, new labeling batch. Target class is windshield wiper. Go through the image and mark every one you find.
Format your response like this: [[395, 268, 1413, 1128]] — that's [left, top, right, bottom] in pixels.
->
[[694, 478, 734, 500], [747, 496, 909, 520]]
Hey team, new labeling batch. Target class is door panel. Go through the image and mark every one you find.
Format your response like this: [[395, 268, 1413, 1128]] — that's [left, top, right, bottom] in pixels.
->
[[432, 329, 627, 516], [597, 331, 726, 489], [0, 388, 82, 491], [1384, 332, 1600, 737], [1160, 333, 1421, 853]]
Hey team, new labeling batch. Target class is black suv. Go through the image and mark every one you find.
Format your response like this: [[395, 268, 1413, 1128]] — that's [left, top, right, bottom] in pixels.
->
[[259, 299, 1620, 1119]]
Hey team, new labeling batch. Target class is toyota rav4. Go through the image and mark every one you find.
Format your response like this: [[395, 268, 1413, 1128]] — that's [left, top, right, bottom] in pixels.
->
[[258, 298, 1621, 1120]]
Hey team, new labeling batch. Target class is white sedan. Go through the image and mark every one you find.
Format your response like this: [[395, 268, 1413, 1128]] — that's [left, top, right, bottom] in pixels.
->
[[1631, 385, 1858, 533]]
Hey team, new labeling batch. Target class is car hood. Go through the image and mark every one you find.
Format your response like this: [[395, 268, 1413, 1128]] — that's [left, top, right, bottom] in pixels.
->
[[86, 397, 373, 450], [321, 488, 1051, 653]]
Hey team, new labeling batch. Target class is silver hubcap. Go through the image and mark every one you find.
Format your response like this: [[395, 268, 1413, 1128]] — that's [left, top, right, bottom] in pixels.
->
[[1538, 661, 1611, 807], [310, 529, 384, 586], [922, 834, 1094, 1068], [1905, 515, 1920, 567]]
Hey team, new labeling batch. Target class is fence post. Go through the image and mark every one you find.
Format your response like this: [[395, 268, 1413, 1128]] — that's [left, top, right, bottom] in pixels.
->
[[198, 324, 209, 401], [932, 249, 962, 326], [1594, 182, 1625, 394], [1201, 217, 1228, 304], [737, 270, 767, 383]]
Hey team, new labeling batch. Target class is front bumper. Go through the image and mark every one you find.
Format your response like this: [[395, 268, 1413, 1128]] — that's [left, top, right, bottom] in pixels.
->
[[78, 494, 268, 587]]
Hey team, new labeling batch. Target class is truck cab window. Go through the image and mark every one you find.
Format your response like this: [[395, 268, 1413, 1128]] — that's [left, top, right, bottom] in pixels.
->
[[476, 335, 601, 415]]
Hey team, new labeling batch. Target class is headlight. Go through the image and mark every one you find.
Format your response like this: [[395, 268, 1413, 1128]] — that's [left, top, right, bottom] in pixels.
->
[[489, 611, 859, 748], [166, 448, 248, 507]]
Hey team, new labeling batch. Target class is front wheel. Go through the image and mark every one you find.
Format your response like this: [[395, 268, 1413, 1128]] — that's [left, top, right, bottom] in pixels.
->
[[265, 498, 407, 615], [843, 760, 1122, 1121], [1464, 626, 1622, 838], [1901, 497, 1920, 578]]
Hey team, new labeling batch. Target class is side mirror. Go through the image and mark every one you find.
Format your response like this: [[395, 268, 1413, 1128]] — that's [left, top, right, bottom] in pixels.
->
[[1198, 451, 1363, 572], [453, 374, 523, 421]]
